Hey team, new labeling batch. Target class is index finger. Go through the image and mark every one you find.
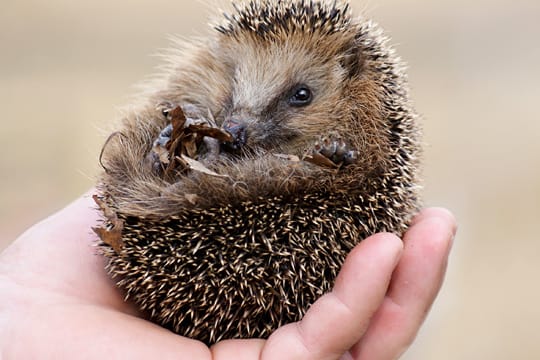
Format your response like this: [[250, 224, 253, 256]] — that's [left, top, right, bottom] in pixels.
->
[[351, 208, 456, 359]]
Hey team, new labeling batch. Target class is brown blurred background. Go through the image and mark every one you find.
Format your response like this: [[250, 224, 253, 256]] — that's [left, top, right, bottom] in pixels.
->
[[1, 0, 539, 358]]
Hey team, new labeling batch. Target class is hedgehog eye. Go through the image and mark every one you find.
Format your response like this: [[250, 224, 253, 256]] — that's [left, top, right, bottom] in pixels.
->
[[288, 86, 313, 107]]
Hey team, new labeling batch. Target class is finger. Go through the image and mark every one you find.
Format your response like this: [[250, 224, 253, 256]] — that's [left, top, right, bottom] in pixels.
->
[[261, 233, 403, 360], [409, 207, 456, 230], [351, 208, 456, 359]]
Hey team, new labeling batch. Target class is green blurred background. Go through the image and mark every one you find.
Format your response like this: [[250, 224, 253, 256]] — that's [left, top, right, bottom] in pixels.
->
[[1, 0, 539, 358]]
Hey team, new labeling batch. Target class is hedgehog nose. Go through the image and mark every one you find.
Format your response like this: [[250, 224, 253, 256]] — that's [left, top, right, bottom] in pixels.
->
[[222, 119, 247, 150]]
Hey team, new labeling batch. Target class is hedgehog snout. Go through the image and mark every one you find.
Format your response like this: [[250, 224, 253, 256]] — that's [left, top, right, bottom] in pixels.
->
[[222, 118, 248, 151]]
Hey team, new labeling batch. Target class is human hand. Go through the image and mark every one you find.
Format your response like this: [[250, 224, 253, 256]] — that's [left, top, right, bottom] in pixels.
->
[[0, 192, 455, 359]]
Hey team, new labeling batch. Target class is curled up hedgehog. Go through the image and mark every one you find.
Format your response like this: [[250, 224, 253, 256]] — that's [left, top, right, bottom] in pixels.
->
[[94, 0, 421, 345]]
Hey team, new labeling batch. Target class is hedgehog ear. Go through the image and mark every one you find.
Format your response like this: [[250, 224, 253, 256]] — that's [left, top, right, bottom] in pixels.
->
[[341, 41, 365, 78]]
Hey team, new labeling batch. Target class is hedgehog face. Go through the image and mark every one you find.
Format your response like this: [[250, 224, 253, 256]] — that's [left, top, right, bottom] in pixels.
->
[[159, 0, 389, 172], [216, 32, 362, 157]]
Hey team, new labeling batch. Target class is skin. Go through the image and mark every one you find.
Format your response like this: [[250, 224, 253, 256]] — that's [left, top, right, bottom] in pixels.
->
[[0, 191, 455, 359]]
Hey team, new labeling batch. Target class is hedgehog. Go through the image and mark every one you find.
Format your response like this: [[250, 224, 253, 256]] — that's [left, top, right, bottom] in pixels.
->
[[95, 0, 421, 345]]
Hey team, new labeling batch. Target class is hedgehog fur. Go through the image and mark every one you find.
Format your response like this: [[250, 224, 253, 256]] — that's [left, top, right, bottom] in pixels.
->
[[96, 0, 421, 345]]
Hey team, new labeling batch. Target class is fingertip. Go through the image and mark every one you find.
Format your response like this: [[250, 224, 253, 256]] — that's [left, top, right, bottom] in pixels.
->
[[406, 219, 455, 262], [352, 232, 403, 264], [398, 211, 456, 297], [411, 207, 457, 238], [334, 232, 404, 310], [365, 231, 404, 246]]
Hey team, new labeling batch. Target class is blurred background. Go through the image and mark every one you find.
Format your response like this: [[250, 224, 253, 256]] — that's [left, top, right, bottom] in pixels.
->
[[1, 0, 539, 358]]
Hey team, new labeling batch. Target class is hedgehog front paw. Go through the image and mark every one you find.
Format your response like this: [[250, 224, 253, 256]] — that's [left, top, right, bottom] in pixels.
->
[[305, 133, 358, 169], [145, 123, 174, 173], [145, 103, 234, 175]]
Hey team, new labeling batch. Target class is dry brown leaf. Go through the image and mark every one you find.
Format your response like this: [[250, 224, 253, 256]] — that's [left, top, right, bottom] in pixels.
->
[[179, 155, 229, 178], [188, 125, 233, 143], [149, 103, 236, 176], [167, 155, 189, 174], [154, 144, 170, 165], [273, 153, 301, 162], [93, 225, 124, 253], [168, 106, 187, 142], [182, 134, 199, 158], [92, 195, 124, 253], [166, 106, 188, 162], [304, 152, 341, 169], [93, 195, 116, 221]]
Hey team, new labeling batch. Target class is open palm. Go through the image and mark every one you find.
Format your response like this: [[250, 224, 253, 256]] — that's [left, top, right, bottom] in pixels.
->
[[0, 192, 455, 359]]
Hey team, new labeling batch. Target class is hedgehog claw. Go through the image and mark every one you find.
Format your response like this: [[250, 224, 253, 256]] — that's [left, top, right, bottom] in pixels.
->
[[311, 134, 357, 168], [145, 124, 174, 173], [155, 124, 173, 148], [343, 150, 358, 165]]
